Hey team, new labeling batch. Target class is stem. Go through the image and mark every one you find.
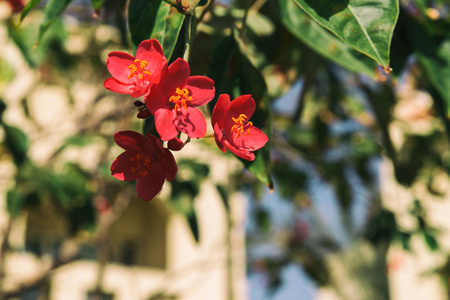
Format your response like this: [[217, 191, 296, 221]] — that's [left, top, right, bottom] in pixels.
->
[[183, 14, 193, 62]]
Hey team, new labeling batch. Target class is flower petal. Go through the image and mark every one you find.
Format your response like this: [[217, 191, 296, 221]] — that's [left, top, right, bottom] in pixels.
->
[[213, 123, 226, 152], [136, 39, 167, 84], [229, 126, 269, 151], [104, 77, 134, 95], [186, 76, 215, 107], [111, 152, 141, 181], [161, 58, 190, 96], [114, 131, 154, 153], [160, 148, 178, 182], [154, 108, 178, 140], [145, 84, 169, 114], [223, 139, 255, 161], [225, 95, 255, 130], [135, 163, 165, 201], [211, 94, 230, 129], [175, 107, 207, 138], [106, 51, 135, 83]]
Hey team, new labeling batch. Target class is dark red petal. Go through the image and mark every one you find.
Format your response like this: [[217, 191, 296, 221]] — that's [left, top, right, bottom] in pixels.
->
[[137, 110, 150, 119], [161, 58, 190, 97], [160, 148, 178, 181], [223, 140, 255, 161], [114, 131, 154, 153], [154, 108, 178, 140], [106, 51, 135, 83], [145, 84, 169, 114], [186, 76, 215, 107], [136, 39, 167, 84], [167, 138, 184, 151], [175, 107, 207, 139], [225, 95, 255, 130], [211, 94, 230, 129], [135, 164, 165, 201], [213, 123, 226, 152], [230, 126, 269, 151], [111, 152, 141, 181], [104, 78, 134, 95]]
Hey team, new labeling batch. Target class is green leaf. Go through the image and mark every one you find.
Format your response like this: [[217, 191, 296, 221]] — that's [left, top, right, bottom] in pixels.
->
[[417, 39, 450, 117], [423, 230, 439, 251], [129, 0, 185, 60], [3, 124, 28, 165], [290, 0, 398, 68], [37, 0, 72, 44], [6, 189, 25, 218], [280, 0, 377, 79], [90, 0, 105, 11], [19, 0, 44, 26]]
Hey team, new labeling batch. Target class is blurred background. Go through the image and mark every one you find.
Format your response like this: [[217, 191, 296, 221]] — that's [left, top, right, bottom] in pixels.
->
[[1, 0, 450, 299]]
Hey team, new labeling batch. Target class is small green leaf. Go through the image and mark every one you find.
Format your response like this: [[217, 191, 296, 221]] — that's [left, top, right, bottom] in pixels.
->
[[3, 124, 28, 165], [290, 0, 399, 68], [6, 189, 25, 218], [129, 0, 185, 60], [90, 0, 105, 11], [423, 230, 439, 251], [37, 0, 72, 44], [280, 0, 377, 79], [19, 0, 44, 26]]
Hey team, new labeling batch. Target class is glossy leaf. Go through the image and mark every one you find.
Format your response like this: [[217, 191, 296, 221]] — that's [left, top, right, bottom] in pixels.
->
[[19, 0, 44, 25], [128, 0, 185, 60], [280, 0, 377, 79], [291, 0, 398, 68], [37, 0, 72, 43]]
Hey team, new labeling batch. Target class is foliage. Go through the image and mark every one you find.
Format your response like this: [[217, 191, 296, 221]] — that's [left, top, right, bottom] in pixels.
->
[[3, 0, 450, 298]]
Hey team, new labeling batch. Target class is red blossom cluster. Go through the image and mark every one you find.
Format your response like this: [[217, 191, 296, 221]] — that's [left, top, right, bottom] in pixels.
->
[[105, 39, 269, 201]]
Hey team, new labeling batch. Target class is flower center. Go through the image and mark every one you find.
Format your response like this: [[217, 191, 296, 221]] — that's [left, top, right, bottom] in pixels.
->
[[169, 88, 192, 111], [129, 152, 157, 176], [231, 114, 252, 139], [128, 59, 151, 80]]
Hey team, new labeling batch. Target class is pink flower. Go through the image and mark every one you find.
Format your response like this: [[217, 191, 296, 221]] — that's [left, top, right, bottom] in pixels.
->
[[211, 94, 269, 161], [104, 39, 167, 97], [145, 58, 215, 140], [111, 131, 177, 201]]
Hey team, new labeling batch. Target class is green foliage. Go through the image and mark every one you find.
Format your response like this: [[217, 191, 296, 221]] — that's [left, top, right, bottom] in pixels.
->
[[37, 0, 73, 44], [19, 0, 44, 25], [291, 0, 399, 68], [169, 159, 210, 242], [280, 0, 377, 78], [90, 0, 106, 11], [128, 0, 185, 59]]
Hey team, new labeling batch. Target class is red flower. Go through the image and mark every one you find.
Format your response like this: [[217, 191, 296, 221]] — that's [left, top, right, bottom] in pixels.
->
[[111, 131, 177, 201], [145, 58, 215, 140], [104, 39, 167, 97], [5, 0, 25, 13], [211, 94, 269, 161]]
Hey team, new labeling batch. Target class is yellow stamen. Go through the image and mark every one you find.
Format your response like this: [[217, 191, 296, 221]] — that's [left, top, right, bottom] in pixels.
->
[[231, 114, 252, 138], [130, 153, 154, 176], [128, 59, 151, 79], [169, 87, 192, 110]]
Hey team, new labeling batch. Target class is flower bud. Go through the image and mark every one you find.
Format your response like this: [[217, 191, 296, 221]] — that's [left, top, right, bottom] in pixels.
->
[[168, 138, 184, 151]]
